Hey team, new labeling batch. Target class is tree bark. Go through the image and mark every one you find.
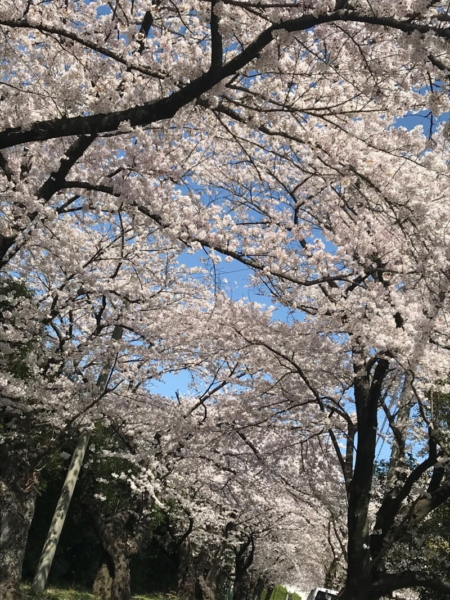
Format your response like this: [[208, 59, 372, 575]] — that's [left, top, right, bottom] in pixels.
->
[[198, 574, 216, 600], [324, 557, 339, 590], [31, 430, 90, 593], [177, 540, 226, 600], [93, 553, 114, 599], [0, 475, 38, 600], [233, 572, 254, 600], [92, 543, 133, 600], [32, 324, 123, 593], [233, 537, 254, 600], [370, 570, 450, 599], [340, 356, 389, 600], [252, 577, 266, 600], [91, 508, 143, 600], [110, 550, 132, 600], [196, 539, 229, 600], [177, 540, 197, 600]]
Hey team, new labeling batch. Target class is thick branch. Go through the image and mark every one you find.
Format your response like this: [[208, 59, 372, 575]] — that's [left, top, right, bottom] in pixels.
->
[[372, 482, 450, 576], [0, 136, 96, 268], [38, 135, 97, 201], [2, 11, 449, 148], [370, 570, 450, 599], [210, 0, 223, 71], [370, 450, 437, 565]]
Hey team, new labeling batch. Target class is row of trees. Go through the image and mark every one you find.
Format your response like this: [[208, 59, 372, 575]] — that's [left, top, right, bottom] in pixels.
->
[[1, 271, 345, 599], [2, 1, 450, 599], [21, 414, 342, 600]]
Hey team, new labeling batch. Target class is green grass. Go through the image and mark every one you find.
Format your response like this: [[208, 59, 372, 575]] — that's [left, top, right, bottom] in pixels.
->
[[21, 583, 302, 600], [21, 585, 97, 600], [21, 584, 176, 600]]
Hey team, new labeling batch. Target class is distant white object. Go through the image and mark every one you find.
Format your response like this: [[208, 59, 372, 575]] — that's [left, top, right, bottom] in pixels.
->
[[306, 588, 339, 600]]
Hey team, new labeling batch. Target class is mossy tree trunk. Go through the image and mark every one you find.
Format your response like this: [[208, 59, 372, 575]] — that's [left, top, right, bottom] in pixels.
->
[[92, 509, 144, 600], [93, 552, 114, 599]]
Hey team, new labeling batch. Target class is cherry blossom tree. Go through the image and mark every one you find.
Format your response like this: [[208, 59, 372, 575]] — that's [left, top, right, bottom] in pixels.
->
[[48, 356, 341, 600], [131, 390, 344, 600], [2, 1, 450, 599], [0, 219, 215, 599]]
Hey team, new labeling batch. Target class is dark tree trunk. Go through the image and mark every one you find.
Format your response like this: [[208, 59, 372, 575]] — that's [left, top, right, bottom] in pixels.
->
[[177, 541, 225, 600], [177, 539, 197, 600], [252, 577, 266, 600], [0, 475, 38, 600], [340, 357, 389, 600], [233, 535, 254, 600], [233, 571, 254, 600]]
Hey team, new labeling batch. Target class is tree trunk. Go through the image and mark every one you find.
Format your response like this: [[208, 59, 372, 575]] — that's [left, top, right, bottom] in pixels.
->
[[340, 357, 389, 600], [325, 556, 340, 590], [232, 535, 254, 600], [110, 550, 132, 600], [94, 541, 132, 600], [196, 541, 228, 600], [91, 508, 143, 600], [93, 553, 114, 599], [177, 540, 197, 600], [233, 571, 253, 600], [32, 430, 90, 593], [0, 476, 38, 600], [198, 574, 216, 600], [32, 324, 123, 593], [92, 546, 132, 600], [252, 577, 266, 600]]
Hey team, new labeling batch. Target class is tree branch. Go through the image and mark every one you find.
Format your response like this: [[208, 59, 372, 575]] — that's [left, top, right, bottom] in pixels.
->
[[370, 570, 450, 598], [0, 19, 165, 80], [2, 10, 449, 148], [38, 135, 97, 201], [210, 0, 223, 72], [370, 450, 437, 565]]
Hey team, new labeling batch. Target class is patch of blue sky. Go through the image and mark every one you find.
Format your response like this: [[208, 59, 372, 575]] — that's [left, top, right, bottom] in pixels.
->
[[393, 109, 450, 138], [151, 368, 194, 397], [178, 246, 294, 320], [96, 3, 112, 16]]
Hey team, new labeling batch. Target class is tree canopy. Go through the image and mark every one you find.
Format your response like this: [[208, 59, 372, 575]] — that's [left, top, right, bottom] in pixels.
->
[[1, 1, 450, 599]]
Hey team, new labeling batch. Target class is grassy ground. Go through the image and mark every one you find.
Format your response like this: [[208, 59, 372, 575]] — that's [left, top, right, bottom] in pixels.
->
[[21, 584, 176, 600], [20, 584, 300, 600]]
